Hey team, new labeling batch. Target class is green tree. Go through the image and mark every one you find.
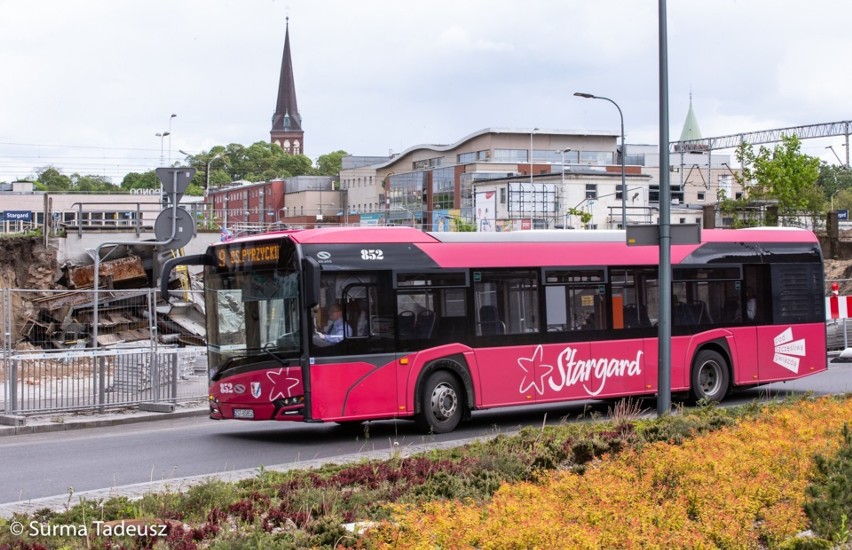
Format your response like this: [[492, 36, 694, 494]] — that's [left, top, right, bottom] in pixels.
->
[[722, 134, 822, 227], [180, 147, 226, 193], [567, 207, 593, 228], [120, 170, 160, 190], [817, 162, 852, 211], [452, 217, 477, 232], [315, 150, 348, 177], [70, 174, 118, 193], [35, 167, 72, 191], [183, 142, 315, 188]]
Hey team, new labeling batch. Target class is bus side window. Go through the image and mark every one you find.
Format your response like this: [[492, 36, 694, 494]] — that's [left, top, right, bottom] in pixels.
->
[[474, 270, 539, 335], [478, 305, 505, 335], [398, 310, 416, 338]]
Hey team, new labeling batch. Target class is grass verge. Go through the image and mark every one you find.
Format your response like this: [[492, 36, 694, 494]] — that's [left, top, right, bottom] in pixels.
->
[[0, 395, 849, 549]]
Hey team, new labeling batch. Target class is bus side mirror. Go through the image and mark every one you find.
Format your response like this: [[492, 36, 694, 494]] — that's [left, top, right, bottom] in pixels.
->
[[161, 253, 214, 300], [303, 257, 321, 309]]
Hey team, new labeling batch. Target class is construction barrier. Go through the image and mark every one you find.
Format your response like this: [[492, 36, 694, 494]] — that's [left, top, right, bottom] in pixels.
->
[[826, 294, 852, 320]]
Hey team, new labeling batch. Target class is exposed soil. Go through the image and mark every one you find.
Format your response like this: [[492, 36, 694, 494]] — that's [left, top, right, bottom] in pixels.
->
[[824, 258, 852, 294], [0, 237, 61, 346], [0, 237, 59, 290]]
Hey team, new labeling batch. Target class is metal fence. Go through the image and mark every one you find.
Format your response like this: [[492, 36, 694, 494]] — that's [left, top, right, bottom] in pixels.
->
[[1, 288, 208, 416]]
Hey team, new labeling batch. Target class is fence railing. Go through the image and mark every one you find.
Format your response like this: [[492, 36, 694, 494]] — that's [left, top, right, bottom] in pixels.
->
[[0, 288, 208, 416]]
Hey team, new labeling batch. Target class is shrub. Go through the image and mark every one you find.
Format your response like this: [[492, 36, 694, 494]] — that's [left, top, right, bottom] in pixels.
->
[[804, 423, 852, 543], [367, 396, 852, 548]]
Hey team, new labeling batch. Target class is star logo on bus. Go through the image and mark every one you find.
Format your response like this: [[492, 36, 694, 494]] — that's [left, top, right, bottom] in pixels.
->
[[773, 327, 806, 374], [517, 345, 553, 395], [266, 367, 300, 401]]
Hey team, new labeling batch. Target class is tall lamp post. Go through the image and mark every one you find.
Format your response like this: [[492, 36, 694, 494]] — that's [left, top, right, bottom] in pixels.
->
[[155, 132, 170, 166], [529, 127, 540, 184], [557, 148, 571, 228], [167, 114, 177, 165], [574, 92, 626, 229], [826, 145, 847, 168], [206, 153, 224, 192], [154, 131, 170, 205]]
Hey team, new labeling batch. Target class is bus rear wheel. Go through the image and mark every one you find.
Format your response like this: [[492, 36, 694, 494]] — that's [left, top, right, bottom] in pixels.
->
[[415, 371, 463, 434], [690, 349, 730, 403]]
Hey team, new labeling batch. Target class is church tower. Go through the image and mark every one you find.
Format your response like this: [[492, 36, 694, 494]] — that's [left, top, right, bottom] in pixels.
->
[[270, 17, 304, 155]]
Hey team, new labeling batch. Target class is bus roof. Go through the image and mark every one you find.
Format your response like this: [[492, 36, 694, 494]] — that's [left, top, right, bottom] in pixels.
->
[[233, 226, 818, 246], [214, 226, 820, 270], [233, 226, 441, 245]]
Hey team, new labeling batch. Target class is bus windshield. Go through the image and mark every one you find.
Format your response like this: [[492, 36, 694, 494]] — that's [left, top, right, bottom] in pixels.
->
[[205, 267, 301, 373]]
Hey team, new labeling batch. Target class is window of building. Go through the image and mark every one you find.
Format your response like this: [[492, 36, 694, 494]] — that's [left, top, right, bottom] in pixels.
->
[[649, 185, 659, 203], [671, 185, 684, 204], [579, 151, 615, 165], [492, 149, 528, 162], [585, 184, 597, 199], [697, 192, 705, 202]]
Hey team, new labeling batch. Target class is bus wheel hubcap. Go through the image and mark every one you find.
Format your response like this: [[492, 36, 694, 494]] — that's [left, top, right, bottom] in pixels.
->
[[431, 383, 457, 421], [700, 362, 720, 395]]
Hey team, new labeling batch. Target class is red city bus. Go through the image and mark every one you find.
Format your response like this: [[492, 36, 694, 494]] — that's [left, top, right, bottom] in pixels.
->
[[162, 226, 827, 433]]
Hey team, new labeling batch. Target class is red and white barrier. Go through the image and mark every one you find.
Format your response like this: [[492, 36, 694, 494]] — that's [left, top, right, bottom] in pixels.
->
[[826, 295, 852, 320]]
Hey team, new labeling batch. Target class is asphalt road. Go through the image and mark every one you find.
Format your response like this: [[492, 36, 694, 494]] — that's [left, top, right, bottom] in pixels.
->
[[1, 362, 849, 507]]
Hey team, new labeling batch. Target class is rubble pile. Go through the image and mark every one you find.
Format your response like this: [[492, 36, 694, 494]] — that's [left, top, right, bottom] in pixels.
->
[[1, 238, 205, 351]]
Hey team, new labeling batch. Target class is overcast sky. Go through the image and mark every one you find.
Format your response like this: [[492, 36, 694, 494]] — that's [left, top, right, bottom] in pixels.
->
[[1, 0, 851, 183]]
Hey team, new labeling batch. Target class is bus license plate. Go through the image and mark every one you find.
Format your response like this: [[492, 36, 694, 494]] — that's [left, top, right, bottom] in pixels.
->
[[233, 408, 254, 419]]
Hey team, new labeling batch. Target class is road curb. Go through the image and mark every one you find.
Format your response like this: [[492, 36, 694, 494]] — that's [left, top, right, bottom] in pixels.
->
[[0, 407, 209, 437]]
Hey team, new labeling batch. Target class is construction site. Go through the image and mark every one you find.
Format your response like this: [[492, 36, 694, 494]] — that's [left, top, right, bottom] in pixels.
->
[[0, 235, 209, 420]]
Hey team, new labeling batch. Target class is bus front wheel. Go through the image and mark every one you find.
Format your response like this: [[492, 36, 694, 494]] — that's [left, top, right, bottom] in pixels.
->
[[690, 349, 730, 403], [415, 371, 463, 434]]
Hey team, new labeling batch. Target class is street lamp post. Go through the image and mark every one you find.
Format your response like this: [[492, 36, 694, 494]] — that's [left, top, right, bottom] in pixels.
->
[[167, 114, 176, 165], [574, 92, 626, 229], [826, 145, 846, 168], [529, 127, 540, 184], [155, 132, 170, 166], [155, 131, 170, 205], [206, 153, 224, 192], [557, 148, 571, 228]]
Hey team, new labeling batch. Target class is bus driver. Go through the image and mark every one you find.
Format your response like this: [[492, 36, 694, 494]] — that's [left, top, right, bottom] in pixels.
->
[[314, 304, 352, 345]]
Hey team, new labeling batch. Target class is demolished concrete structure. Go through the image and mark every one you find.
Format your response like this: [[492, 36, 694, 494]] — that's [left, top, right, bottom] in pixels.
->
[[3, 238, 206, 352]]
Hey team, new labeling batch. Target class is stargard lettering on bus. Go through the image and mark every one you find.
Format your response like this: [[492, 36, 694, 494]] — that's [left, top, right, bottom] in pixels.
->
[[550, 347, 643, 396]]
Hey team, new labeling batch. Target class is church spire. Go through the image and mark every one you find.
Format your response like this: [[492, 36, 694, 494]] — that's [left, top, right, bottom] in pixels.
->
[[674, 92, 707, 152], [270, 16, 304, 155], [679, 92, 702, 142]]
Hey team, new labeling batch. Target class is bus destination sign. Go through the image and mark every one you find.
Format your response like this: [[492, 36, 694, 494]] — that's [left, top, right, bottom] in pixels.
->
[[217, 243, 280, 269]]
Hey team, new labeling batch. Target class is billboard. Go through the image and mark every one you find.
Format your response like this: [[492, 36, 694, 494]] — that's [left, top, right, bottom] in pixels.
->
[[474, 191, 496, 232]]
